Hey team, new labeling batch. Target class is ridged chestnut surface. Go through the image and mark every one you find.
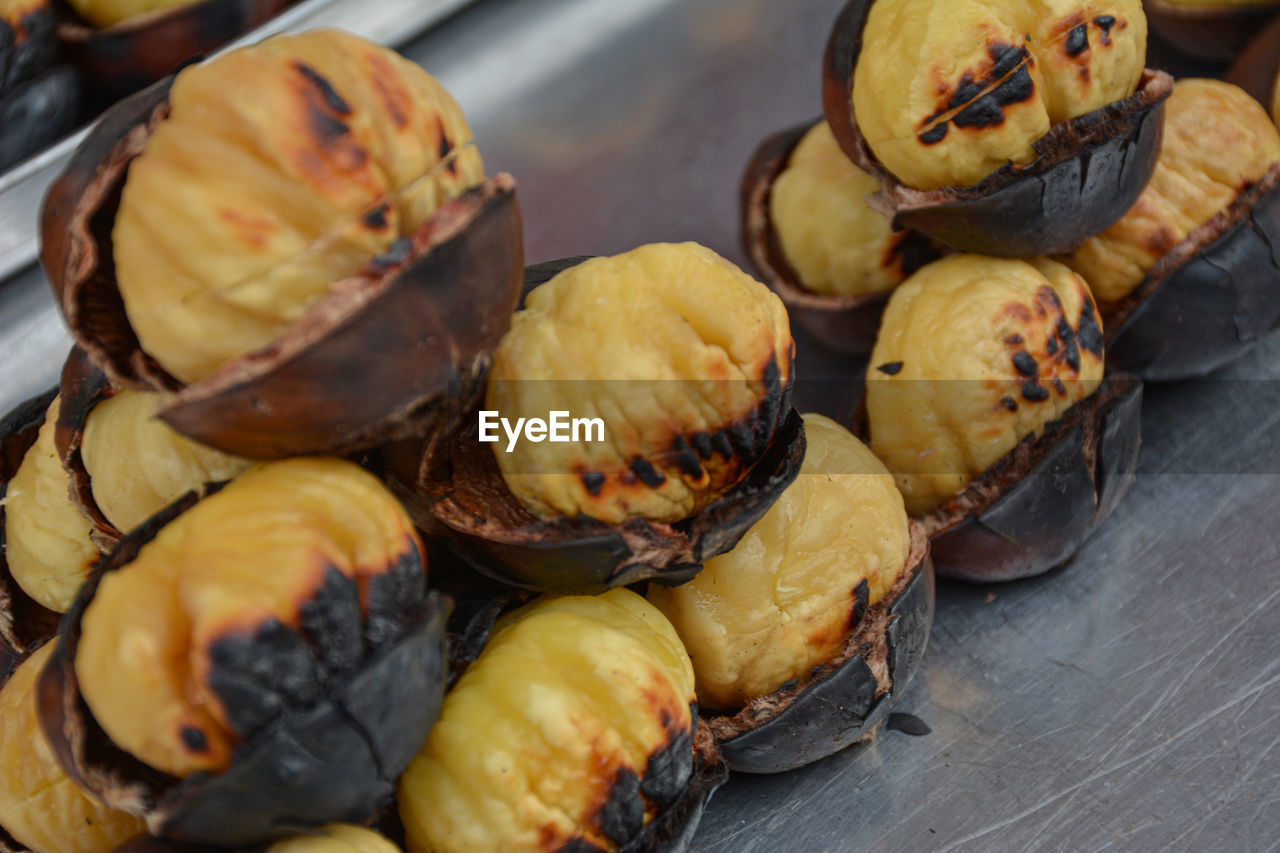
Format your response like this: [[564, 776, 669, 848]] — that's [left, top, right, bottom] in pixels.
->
[[739, 120, 947, 354], [40, 73, 524, 459], [822, 0, 1172, 257]]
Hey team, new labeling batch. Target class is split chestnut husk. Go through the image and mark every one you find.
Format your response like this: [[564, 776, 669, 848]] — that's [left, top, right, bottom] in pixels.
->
[[40, 74, 524, 459], [36, 484, 452, 846], [705, 522, 933, 774], [1104, 164, 1280, 380], [0, 386, 63, 660], [739, 119, 946, 354], [58, 0, 294, 104], [391, 408, 805, 594], [53, 345, 121, 548], [1145, 0, 1280, 63], [821, 0, 1173, 257], [858, 375, 1142, 582]]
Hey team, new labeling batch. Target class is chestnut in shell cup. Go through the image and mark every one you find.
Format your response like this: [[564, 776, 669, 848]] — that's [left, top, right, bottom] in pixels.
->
[[57, 0, 296, 102], [1145, 0, 1280, 63], [740, 118, 948, 354], [822, 0, 1173, 257], [390, 248, 806, 594], [41, 31, 524, 459], [36, 459, 451, 846]]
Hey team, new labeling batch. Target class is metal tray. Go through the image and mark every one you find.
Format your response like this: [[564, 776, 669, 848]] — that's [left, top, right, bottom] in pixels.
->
[[1, 0, 1277, 849], [0, 0, 477, 284]]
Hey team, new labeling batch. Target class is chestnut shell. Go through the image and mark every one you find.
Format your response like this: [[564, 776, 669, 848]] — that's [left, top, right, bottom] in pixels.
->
[[739, 119, 947, 354], [1145, 0, 1280, 64], [40, 74, 525, 459], [1, 0, 58, 99], [821, 0, 1173, 257], [0, 65, 81, 172], [1227, 13, 1280, 108], [706, 522, 934, 774], [0, 387, 64, 661], [53, 346, 122, 549], [58, 0, 295, 103], [1104, 164, 1280, 381], [36, 493, 452, 846]]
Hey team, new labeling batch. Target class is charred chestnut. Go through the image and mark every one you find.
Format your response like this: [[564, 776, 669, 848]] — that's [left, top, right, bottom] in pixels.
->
[[41, 29, 524, 459], [648, 414, 934, 773], [1060, 79, 1280, 379], [57, 0, 295, 103], [1145, 0, 1280, 63], [864, 255, 1142, 580], [823, 0, 1172, 256], [39, 458, 450, 846], [1, 0, 58, 97], [397, 589, 727, 852], [0, 642, 147, 853], [392, 246, 805, 593], [740, 119, 948, 353], [0, 0, 79, 172]]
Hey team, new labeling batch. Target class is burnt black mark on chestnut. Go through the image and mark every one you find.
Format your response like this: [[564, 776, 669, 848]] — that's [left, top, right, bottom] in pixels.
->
[[309, 110, 351, 146], [363, 547, 427, 648], [208, 619, 325, 737], [848, 579, 870, 633], [580, 471, 605, 496], [886, 712, 932, 737], [1046, 336, 1059, 356], [362, 205, 389, 230], [640, 714, 694, 808], [918, 43, 1036, 144], [1065, 24, 1090, 57], [918, 123, 948, 145], [1005, 333, 1024, 345], [690, 431, 713, 460], [1051, 377, 1067, 396], [1000, 396, 1019, 412], [595, 766, 644, 846], [1076, 298, 1104, 356], [371, 236, 413, 270], [629, 456, 667, 489], [1012, 352, 1038, 377], [298, 565, 362, 678], [1093, 15, 1116, 45], [294, 62, 353, 116], [877, 361, 905, 375], [668, 436, 705, 480], [180, 725, 208, 753], [1022, 381, 1050, 402]]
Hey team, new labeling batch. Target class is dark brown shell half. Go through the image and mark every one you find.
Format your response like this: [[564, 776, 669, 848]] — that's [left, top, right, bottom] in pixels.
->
[[739, 119, 946, 354], [891, 374, 1144, 582], [0, 387, 63, 661], [0, 64, 80, 172], [822, 0, 1173, 257], [53, 346, 122, 549], [706, 522, 933, 774], [1104, 164, 1280, 381], [40, 74, 525, 459], [1227, 13, 1280, 108], [58, 0, 294, 103], [36, 493, 452, 846], [1, 0, 58, 99], [1146, 0, 1280, 64]]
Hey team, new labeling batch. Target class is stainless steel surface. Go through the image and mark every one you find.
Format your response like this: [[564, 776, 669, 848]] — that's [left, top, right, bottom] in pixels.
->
[[0, 0, 478, 284], [2, 0, 1278, 849]]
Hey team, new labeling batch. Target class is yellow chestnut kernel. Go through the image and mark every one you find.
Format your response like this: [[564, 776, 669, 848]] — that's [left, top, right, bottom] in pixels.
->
[[770, 121, 918, 297], [647, 413, 909, 710], [1062, 79, 1280, 305], [265, 824, 402, 853], [486, 242, 793, 525], [867, 255, 1105, 515], [4, 395, 99, 613], [0, 643, 147, 853], [398, 589, 695, 853], [114, 30, 485, 384], [80, 389, 252, 532], [65, 0, 193, 29]]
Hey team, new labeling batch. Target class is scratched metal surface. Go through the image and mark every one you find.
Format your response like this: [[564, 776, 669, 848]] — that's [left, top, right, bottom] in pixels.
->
[[2, 0, 1278, 850]]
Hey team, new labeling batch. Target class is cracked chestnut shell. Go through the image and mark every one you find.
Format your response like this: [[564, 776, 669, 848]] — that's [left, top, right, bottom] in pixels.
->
[[58, 0, 295, 103], [1145, 0, 1280, 62], [740, 119, 947, 354], [388, 253, 806, 594], [40, 42, 523, 459], [397, 590, 727, 853], [823, 0, 1173, 256], [36, 459, 451, 846], [0, 0, 79, 172]]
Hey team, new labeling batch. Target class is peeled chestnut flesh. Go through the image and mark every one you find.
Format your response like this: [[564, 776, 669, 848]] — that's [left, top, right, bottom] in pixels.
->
[[822, 0, 1172, 256]]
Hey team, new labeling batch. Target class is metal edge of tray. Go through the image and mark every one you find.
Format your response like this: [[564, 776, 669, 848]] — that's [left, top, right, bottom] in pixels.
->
[[0, 0, 479, 285]]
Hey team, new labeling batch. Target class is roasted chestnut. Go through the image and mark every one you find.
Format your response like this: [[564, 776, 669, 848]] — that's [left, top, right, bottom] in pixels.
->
[[1060, 78, 1280, 379], [57, 0, 295, 103], [0, 641, 147, 853], [392, 246, 805, 593], [823, 0, 1173, 256], [0, 0, 79, 172], [41, 29, 524, 459], [397, 589, 727, 852], [113, 823, 402, 853], [648, 414, 934, 773], [39, 458, 451, 845], [863, 254, 1142, 580], [1145, 0, 1280, 63], [740, 119, 947, 353]]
